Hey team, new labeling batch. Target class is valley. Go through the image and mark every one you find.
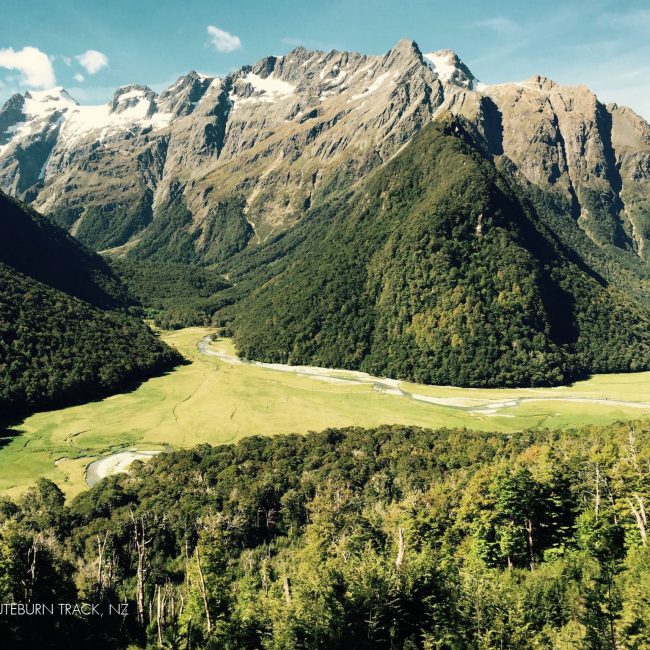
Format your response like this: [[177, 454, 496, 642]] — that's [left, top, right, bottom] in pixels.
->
[[2, 326, 649, 498], [1, 24, 650, 646]]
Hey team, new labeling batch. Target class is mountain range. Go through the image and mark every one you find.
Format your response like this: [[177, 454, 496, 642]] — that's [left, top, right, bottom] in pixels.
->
[[1, 39, 650, 387], [1, 40, 648, 264]]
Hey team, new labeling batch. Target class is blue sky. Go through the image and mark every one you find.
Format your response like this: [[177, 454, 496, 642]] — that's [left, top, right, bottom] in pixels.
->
[[1, 0, 650, 119]]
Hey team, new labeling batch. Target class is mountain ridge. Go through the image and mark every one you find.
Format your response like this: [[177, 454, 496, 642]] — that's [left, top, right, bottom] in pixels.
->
[[0, 39, 648, 266]]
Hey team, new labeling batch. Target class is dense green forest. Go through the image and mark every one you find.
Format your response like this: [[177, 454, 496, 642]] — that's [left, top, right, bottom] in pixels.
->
[[111, 260, 232, 329], [1, 419, 649, 649], [229, 122, 650, 387], [0, 192, 181, 416], [0, 264, 180, 415]]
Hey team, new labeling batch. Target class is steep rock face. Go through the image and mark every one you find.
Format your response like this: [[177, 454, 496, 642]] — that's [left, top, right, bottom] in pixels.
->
[[483, 78, 632, 250], [0, 40, 649, 262], [609, 103, 650, 258]]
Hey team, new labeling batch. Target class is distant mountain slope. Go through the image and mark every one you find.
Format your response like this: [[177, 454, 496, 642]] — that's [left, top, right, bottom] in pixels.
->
[[0, 190, 127, 307], [231, 122, 650, 387], [0, 193, 181, 416], [0, 40, 648, 266]]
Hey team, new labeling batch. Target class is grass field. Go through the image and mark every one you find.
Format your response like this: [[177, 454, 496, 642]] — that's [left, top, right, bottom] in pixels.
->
[[2, 326, 649, 498]]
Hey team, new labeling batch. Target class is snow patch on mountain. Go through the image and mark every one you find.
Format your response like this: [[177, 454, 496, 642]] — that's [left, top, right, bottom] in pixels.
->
[[1, 85, 175, 155], [350, 72, 394, 100], [423, 50, 484, 91], [244, 73, 296, 100]]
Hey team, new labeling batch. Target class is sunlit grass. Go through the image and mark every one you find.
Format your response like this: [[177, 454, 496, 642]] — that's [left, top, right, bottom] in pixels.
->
[[1, 326, 648, 498]]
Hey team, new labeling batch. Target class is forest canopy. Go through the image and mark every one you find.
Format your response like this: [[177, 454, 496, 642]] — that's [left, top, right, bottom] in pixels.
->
[[1, 420, 649, 648]]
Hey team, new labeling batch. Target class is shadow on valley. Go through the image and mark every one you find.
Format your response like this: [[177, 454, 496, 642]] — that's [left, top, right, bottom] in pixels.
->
[[0, 360, 189, 428], [0, 423, 21, 449]]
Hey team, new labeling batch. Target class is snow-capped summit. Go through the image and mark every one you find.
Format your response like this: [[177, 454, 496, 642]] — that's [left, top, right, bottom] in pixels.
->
[[23, 87, 80, 111], [110, 85, 156, 115], [423, 50, 483, 91]]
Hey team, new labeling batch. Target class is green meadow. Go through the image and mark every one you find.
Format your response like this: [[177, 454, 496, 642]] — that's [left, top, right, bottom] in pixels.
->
[[2, 326, 649, 498]]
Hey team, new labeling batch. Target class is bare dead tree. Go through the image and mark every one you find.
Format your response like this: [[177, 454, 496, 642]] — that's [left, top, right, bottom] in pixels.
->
[[627, 494, 648, 546], [628, 427, 640, 472], [130, 510, 154, 627], [96, 531, 110, 599], [27, 538, 38, 601], [395, 527, 405, 571], [194, 545, 212, 634]]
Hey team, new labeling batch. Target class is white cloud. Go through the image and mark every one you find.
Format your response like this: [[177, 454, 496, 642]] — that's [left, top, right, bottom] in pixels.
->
[[0, 46, 56, 88], [207, 25, 242, 53], [75, 50, 109, 75], [60, 55, 72, 67], [73, 72, 85, 83]]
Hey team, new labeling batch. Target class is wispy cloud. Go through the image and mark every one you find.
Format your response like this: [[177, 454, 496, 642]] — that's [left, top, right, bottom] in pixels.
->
[[73, 72, 85, 83], [75, 50, 109, 75], [597, 9, 650, 29], [207, 25, 242, 53], [471, 16, 521, 35], [0, 46, 56, 88]]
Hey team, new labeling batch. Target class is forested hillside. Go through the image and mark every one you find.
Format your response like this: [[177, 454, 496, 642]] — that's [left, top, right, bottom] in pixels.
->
[[111, 260, 232, 330], [231, 122, 650, 387], [0, 190, 128, 307], [1, 420, 649, 648], [0, 193, 181, 416]]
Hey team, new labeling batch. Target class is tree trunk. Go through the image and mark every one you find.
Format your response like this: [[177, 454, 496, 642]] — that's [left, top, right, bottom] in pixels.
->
[[195, 546, 212, 634], [395, 527, 405, 571], [156, 584, 163, 647], [594, 464, 601, 519], [130, 511, 152, 627], [96, 532, 109, 599], [283, 576, 292, 604], [627, 495, 648, 546], [525, 518, 535, 570]]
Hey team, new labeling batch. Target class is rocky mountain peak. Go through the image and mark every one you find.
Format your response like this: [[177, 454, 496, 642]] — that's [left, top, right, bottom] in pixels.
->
[[0, 94, 26, 146], [423, 49, 479, 89], [157, 72, 216, 117], [251, 55, 279, 78], [526, 74, 558, 91], [383, 38, 424, 69], [2, 93, 26, 112], [110, 85, 156, 115]]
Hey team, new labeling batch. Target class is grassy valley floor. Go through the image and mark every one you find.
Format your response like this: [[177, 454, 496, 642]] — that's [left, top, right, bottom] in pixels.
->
[[2, 326, 650, 498]]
